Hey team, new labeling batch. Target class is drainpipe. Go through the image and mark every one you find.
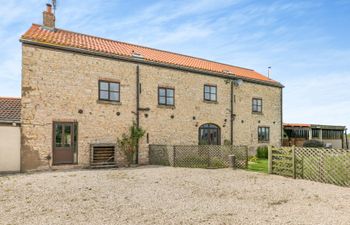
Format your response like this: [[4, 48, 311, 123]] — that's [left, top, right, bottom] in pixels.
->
[[230, 81, 234, 145], [135, 65, 140, 164]]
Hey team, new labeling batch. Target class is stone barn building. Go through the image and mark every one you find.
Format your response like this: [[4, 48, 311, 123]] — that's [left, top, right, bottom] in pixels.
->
[[20, 4, 283, 171]]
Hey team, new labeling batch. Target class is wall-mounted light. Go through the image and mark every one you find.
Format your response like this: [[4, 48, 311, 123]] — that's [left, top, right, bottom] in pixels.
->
[[234, 79, 243, 87]]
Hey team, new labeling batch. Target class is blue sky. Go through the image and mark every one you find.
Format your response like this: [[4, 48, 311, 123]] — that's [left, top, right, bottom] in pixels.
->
[[0, 0, 349, 128]]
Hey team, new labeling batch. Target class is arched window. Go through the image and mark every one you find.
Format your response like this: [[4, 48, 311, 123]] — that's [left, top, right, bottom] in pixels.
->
[[199, 124, 220, 145]]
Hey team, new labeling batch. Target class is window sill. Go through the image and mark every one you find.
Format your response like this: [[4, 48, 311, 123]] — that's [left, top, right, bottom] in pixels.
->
[[97, 100, 122, 105], [252, 112, 263, 115], [258, 141, 270, 144], [203, 100, 218, 104], [157, 105, 175, 109]]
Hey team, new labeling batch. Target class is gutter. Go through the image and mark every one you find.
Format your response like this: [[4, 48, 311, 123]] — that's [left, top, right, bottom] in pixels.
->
[[20, 39, 285, 89], [0, 120, 21, 126]]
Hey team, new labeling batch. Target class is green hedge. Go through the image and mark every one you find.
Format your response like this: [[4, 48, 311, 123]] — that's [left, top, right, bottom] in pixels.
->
[[303, 140, 325, 148], [256, 146, 268, 159]]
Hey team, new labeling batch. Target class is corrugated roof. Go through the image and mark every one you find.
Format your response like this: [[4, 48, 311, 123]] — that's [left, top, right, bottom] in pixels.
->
[[0, 97, 21, 122], [21, 24, 282, 85], [283, 123, 311, 127]]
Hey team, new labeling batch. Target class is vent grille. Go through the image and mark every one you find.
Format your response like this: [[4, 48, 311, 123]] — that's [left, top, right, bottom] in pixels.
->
[[90, 145, 117, 168]]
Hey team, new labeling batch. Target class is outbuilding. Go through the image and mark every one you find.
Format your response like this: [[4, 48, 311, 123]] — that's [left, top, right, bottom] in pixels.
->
[[0, 97, 21, 173], [283, 123, 348, 149]]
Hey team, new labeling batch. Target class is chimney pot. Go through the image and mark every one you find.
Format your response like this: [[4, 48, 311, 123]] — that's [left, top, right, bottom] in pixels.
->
[[46, 3, 52, 13], [43, 4, 55, 29]]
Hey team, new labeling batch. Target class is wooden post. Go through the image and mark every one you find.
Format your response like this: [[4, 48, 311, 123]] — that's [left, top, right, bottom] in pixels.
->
[[207, 147, 210, 168], [245, 146, 248, 169], [268, 145, 272, 174], [173, 145, 176, 167], [292, 145, 296, 179], [301, 157, 304, 179], [229, 155, 236, 169]]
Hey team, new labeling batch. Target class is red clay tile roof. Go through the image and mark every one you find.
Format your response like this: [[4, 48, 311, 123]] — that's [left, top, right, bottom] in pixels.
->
[[0, 97, 21, 122], [21, 24, 281, 85]]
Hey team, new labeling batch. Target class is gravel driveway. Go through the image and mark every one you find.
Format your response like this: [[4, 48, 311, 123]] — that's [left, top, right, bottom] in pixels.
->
[[1, 166, 350, 225]]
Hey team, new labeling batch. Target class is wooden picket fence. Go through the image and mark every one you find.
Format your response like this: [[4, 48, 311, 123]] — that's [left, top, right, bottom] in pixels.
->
[[268, 146, 350, 187]]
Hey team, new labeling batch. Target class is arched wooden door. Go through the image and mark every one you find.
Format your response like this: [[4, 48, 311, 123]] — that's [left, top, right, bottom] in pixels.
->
[[198, 124, 220, 145]]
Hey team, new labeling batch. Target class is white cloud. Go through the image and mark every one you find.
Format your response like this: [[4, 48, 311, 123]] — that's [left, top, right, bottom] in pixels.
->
[[284, 73, 350, 127]]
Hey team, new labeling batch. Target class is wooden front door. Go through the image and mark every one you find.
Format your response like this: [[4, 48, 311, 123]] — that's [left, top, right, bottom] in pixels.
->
[[199, 124, 220, 145], [53, 122, 76, 164]]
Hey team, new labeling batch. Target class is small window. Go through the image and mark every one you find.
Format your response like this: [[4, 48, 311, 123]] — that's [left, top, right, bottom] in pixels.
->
[[252, 98, 262, 113], [55, 124, 63, 147], [258, 127, 270, 142], [158, 87, 174, 106], [204, 85, 217, 101], [99, 80, 120, 102]]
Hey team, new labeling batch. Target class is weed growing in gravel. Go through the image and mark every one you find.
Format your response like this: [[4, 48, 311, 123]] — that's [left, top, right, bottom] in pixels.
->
[[268, 199, 289, 206]]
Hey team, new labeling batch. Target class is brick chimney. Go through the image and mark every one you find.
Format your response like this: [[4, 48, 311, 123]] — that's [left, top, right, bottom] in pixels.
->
[[43, 4, 55, 29]]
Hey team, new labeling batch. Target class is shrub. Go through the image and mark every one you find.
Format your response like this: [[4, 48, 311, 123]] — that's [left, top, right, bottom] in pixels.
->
[[175, 156, 209, 168], [117, 122, 146, 166], [249, 156, 258, 163], [175, 156, 227, 168], [223, 139, 231, 145], [210, 157, 227, 168], [256, 146, 268, 159], [303, 140, 325, 148]]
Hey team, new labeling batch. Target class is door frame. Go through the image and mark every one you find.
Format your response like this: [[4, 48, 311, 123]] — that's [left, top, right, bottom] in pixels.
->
[[52, 121, 78, 165], [198, 123, 221, 145]]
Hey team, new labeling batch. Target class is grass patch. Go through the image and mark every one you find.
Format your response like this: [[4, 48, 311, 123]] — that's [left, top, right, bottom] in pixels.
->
[[248, 159, 268, 173]]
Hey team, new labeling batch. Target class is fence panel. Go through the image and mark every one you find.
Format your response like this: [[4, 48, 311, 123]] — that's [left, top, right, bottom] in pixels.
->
[[270, 147, 294, 177], [270, 146, 350, 187], [174, 145, 248, 169], [149, 145, 248, 169], [149, 145, 174, 166], [295, 147, 350, 186]]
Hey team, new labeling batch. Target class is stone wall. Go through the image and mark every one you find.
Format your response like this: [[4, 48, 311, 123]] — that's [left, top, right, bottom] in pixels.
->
[[21, 44, 282, 171], [138, 64, 231, 163], [232, 82, 282, 154], [21, 45, 136, 171]]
